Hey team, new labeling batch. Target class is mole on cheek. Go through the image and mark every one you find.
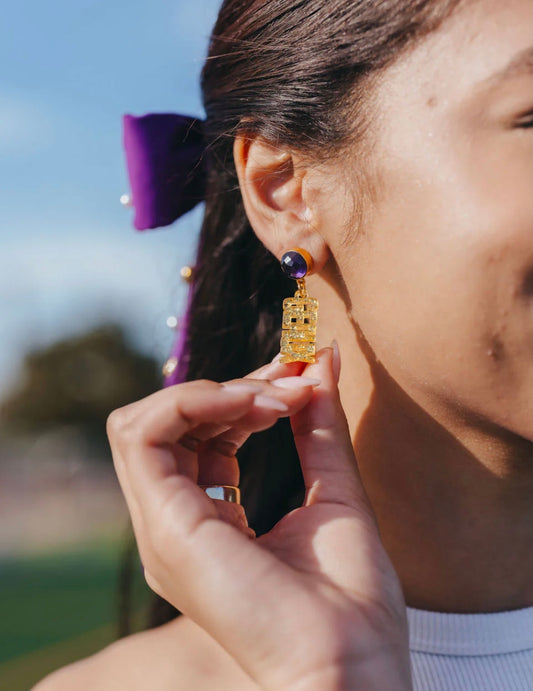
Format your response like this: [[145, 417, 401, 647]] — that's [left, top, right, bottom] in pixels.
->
[[487, 334, 505, 363], [426, 95, 438, 108]]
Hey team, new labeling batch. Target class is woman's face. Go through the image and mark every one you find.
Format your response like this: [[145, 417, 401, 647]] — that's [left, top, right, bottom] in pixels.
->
[[324, 0, 533, 441]]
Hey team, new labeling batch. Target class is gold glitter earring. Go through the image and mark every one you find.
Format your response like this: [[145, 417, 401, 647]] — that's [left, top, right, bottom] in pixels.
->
[[279, 248, 319, 364]]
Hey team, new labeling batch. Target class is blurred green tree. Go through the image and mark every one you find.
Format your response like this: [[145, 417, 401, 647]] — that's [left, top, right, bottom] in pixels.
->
[[0, 323, 162, 455]]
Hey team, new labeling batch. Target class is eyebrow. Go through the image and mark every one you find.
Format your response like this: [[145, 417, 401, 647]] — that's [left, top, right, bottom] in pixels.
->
[[483, 46, 533, 87]]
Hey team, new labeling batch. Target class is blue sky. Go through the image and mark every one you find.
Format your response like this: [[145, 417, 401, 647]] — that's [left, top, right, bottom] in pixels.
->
[[0, 0, 222, 393]]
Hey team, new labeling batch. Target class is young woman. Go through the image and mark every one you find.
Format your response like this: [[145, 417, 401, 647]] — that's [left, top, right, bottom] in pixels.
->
[[37, 0, 532, 688]]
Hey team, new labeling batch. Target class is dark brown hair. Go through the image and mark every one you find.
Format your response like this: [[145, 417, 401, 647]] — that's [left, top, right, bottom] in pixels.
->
[[122, 0, 463, 633]]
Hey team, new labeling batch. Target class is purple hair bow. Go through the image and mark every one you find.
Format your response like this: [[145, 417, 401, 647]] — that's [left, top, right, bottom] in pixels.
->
[[122, 113, 207, 230]]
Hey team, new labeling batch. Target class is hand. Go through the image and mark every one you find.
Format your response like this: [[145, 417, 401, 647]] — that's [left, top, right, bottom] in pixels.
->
[[107, 346, 412, 690]]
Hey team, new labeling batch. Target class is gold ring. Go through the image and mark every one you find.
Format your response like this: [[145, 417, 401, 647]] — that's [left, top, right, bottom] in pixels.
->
[[200, 485, 241, 504]]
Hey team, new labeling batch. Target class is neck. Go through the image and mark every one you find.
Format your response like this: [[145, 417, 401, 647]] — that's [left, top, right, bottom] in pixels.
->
[[319, 320, 533, 614]]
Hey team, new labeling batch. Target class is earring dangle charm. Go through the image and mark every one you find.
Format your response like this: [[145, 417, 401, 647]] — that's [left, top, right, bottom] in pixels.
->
[[279, 248, 319, 364]]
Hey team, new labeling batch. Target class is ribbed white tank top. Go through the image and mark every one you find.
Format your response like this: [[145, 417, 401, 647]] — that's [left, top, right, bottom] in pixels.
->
[[408, 606, 533, 690]]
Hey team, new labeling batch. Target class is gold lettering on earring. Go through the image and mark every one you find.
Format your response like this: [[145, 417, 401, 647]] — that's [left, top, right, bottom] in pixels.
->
[[280, 279, 318, 364]]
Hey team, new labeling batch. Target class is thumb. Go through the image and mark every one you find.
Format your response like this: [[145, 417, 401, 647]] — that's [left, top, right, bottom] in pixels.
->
[[291, 344, 371, 511]]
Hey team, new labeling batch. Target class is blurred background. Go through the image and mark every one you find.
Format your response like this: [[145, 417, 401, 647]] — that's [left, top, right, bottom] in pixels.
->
[[0, 1, 221, 686]]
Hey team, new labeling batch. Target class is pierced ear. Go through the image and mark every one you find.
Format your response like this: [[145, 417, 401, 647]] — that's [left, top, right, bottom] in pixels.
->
[[233, 133, 326, 265]]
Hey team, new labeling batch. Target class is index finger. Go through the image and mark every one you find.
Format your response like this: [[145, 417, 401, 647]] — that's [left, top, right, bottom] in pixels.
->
[[109, 379, 258, 458], [166, 356, 306, 448]]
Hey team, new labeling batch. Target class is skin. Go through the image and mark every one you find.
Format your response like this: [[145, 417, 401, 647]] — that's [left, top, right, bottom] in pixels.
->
[[35, 0, 532, 688], [314, 0, 533, 613], [237, 0, 533, 613]]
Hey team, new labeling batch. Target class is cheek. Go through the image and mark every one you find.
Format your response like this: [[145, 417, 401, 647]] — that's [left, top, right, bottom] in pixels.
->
[[340, 156, 533, 435]]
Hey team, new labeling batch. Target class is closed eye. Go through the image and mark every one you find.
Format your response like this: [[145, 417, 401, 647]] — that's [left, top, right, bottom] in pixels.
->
[[514, 109, 533, 128]]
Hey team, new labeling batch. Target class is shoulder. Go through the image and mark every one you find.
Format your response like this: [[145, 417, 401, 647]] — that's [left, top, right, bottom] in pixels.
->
[[33, 617, 258, 691]]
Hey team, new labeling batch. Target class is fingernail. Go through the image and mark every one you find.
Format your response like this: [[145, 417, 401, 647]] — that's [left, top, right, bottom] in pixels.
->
[[270, 376, 321, 390], [253, 394, 289, 412], [222, 382, 263, 394], [330, 339, 341, 384]]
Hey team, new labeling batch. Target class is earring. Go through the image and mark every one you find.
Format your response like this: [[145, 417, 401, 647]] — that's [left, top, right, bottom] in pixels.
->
[[279, 248, 319, 364]]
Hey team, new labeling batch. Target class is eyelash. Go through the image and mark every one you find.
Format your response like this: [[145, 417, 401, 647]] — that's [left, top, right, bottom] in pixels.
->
[[515, 110, 533, 128]]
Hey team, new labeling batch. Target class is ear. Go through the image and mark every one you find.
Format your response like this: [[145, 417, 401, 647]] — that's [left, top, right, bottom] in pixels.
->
[[233, 133, 329, 271]]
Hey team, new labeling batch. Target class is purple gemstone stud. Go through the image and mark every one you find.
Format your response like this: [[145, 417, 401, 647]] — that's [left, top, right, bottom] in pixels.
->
[[280, 248, 313, 279]]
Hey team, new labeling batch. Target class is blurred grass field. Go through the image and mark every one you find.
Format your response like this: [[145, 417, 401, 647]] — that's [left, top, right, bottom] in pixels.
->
[[0, 531, 150, 690]]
